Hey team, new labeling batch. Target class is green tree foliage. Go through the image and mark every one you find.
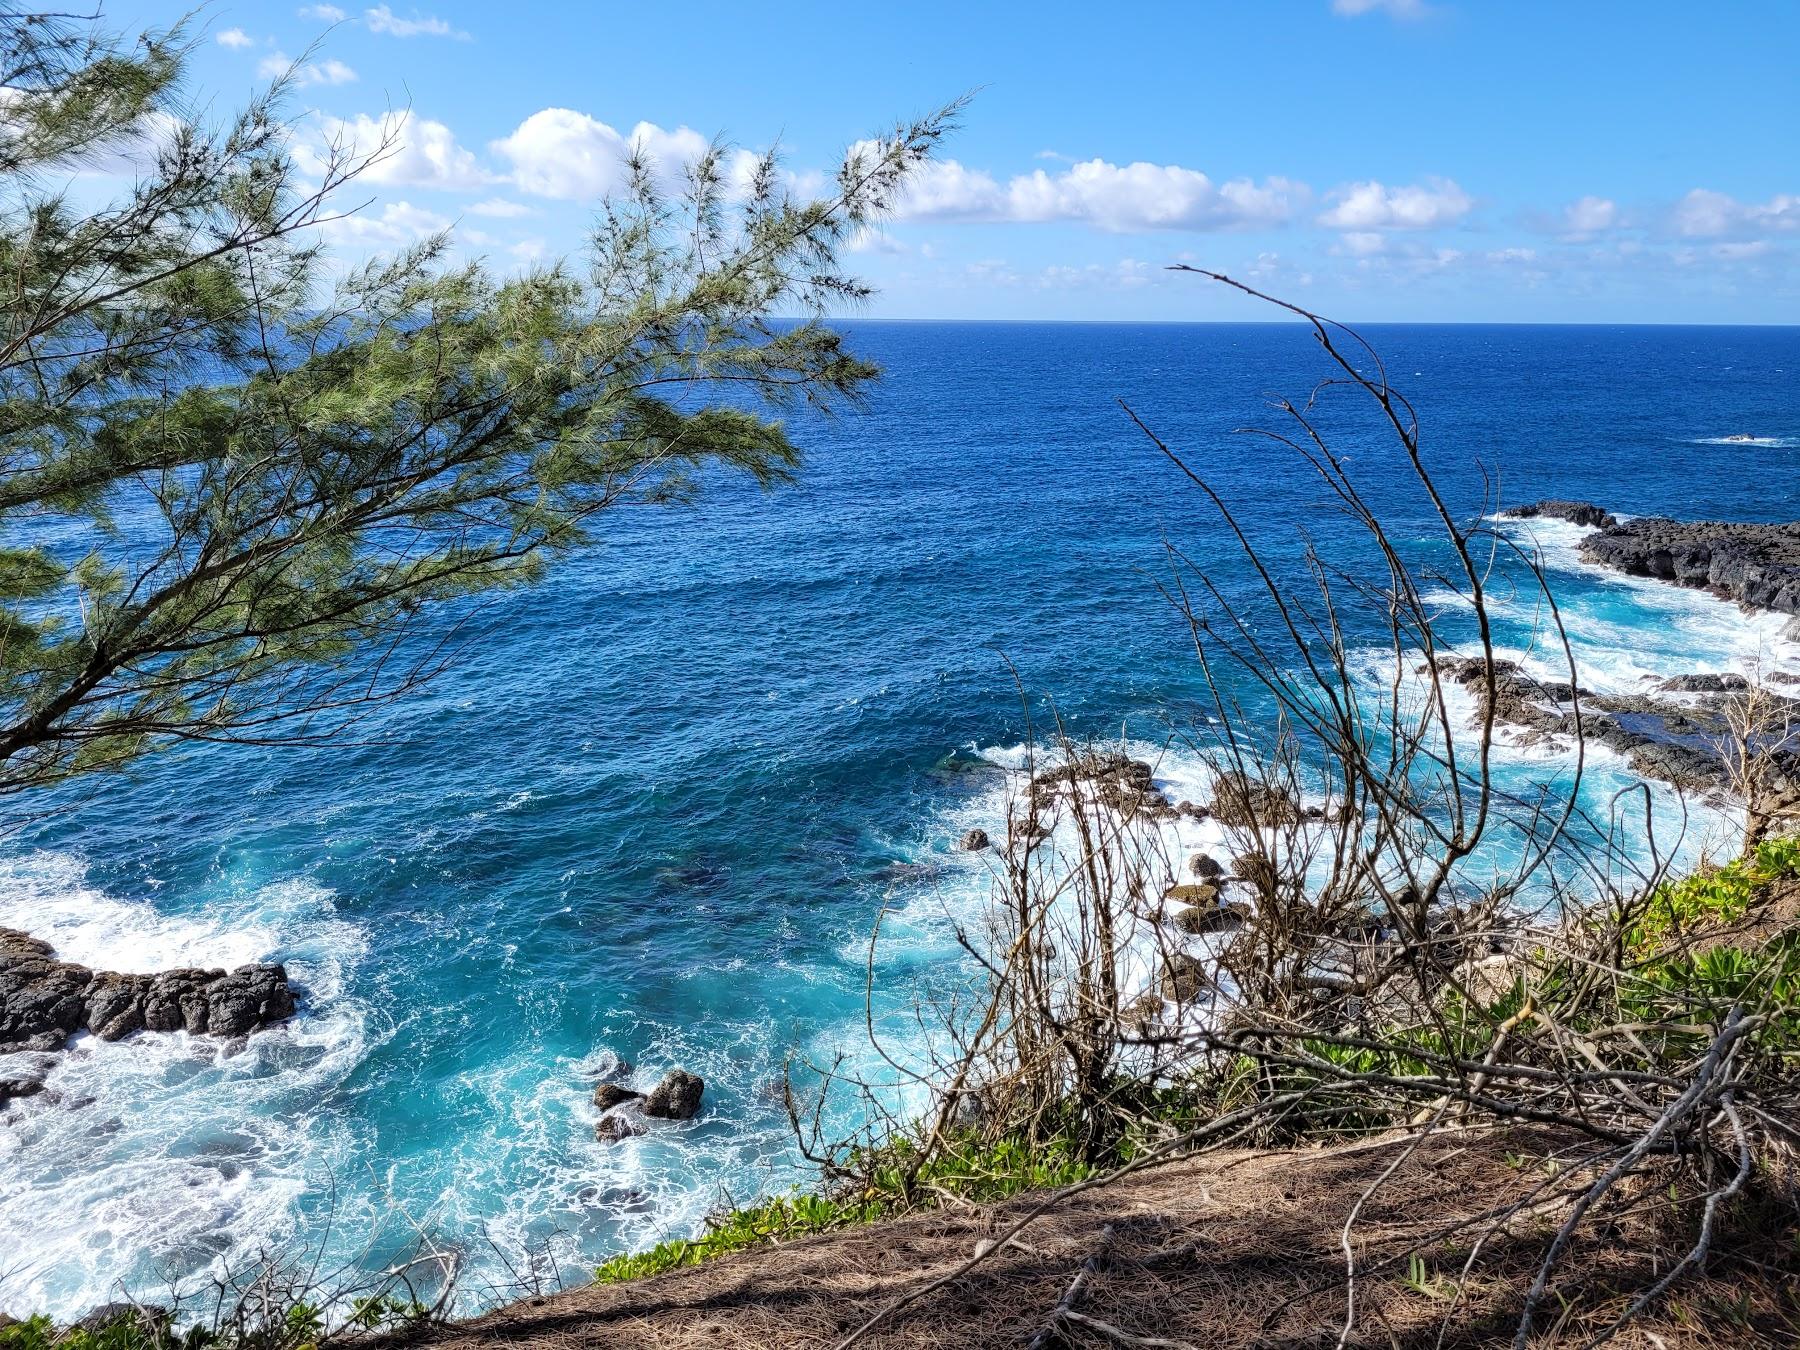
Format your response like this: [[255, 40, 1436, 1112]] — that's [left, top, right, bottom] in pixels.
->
[[0, 8, 952, 794]]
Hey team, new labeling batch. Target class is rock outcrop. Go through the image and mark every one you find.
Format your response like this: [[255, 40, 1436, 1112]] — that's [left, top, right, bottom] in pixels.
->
[[1209, 772, 1300, 827], [593, 1082, 642, 1112], [0, 1051, 56, 1105], [1501, 500, 1619, 530], [959, 828, 990, 851], [1578, 516, 1800, 615], [1173, 902, 1250, 936], [642, 1068, 705, 1120], [1028, 753, 1175, 822], [1188, 853, 1223, 879], [1433, 656, 1800, 815], [0, 928, 295, 1053]]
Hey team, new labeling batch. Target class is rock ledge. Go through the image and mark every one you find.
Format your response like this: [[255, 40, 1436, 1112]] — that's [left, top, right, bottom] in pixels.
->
[[0, 928, 296, 1053]]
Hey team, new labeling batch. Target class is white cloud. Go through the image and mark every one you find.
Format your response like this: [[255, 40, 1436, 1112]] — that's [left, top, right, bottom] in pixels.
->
[[1560, 195, 1617, 238], [320, 200, 452, 247], [298, 4, 349, 18], [888, 155, 1304, 232], [1318, 177, 1472, 229], [1329, 233, 1468, 271], [888, 158, 1005, 218], [260, 53, 359, 86], [491, 110, 710, 200], [306, 110, 488, 189], [1331, 0, 1430, 17], [1670, 188, 1800, 238], [468, 197, 532, 218], [364, 5, 469, 39], [216, 27, 255, 49]]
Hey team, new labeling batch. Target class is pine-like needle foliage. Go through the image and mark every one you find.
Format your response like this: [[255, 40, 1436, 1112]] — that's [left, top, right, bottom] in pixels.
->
[[0, 8, 955, 794]]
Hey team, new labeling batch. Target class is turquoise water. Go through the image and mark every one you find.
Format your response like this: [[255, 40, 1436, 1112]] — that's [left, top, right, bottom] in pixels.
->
[[1, 322, 1797, 1315]]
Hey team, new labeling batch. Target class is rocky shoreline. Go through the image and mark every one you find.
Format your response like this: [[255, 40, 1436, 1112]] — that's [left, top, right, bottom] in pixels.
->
[[1479, 499, 1800, 813], [0, 927, 296, 1088], [1504, 499, 1800, 621], [1434, 655, 1800, 808]]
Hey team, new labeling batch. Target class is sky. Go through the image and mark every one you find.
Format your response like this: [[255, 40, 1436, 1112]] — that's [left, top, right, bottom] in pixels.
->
[[109, 0, 1800, 323]]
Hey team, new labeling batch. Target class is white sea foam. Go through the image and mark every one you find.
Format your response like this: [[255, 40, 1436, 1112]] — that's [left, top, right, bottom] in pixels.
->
[[1488, 515, 1800, 691], [0, 854, 371, 1320], [1689, 436, 1796, 448]]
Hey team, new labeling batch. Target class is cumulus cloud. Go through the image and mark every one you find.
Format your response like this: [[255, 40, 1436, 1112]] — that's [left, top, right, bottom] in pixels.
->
[[216, 28, 255, 49], [1670, 188, 1800, 238], [886, 155, 1304, 232], [491, 110, 713, 199], [1318, 177, 1472, 230], [1559, 195, 1618, 238], [467, 197, 532, 218], [260, 52, 358, 86], [305, 110, 488, 189], [298, 4, 349, 18], [364, 6, 469, 39], [320, 200, 451, 247]]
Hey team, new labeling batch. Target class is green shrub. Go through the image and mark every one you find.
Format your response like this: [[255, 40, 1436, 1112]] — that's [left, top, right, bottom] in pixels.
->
[[593, 1128, 1095, 1286], [1627, 837, 1800, 956]]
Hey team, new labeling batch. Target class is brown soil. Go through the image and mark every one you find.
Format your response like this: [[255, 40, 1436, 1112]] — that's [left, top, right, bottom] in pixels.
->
[[399, 1128, 1800, 1349]]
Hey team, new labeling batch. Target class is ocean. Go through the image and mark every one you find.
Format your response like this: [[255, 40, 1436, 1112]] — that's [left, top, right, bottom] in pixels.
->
[[1, 320, 1796, 1316]]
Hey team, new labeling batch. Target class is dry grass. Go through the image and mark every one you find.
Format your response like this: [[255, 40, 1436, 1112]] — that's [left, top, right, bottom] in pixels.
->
[[392, 1128, 1800, 1349]]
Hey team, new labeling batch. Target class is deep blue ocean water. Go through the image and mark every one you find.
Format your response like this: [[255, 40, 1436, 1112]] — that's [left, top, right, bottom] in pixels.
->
[[1, 321, 1797, 1315]]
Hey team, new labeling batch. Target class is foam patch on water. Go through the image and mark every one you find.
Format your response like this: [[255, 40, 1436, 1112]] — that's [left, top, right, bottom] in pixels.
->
[[0, 854, 371, 1320]]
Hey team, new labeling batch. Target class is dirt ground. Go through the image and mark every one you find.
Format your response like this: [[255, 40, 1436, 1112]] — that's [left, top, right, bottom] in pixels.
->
[[399, 1127, 1800, 1349]]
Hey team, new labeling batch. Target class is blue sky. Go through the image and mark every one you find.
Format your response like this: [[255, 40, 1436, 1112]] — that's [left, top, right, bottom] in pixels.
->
[[118, 0, 1800, 322]]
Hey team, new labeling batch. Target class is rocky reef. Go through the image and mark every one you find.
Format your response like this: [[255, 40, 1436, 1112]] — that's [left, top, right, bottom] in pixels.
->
[[0, 928, 296, 1054], [1502, 499, 1620, 530], [591, 1066, 707, 1143], [1503, 500, 1800, 617], [1434, 656, 1800, 814]]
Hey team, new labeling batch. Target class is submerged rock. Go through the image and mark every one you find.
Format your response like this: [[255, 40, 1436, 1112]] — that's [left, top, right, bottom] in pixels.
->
[[642, 1068, 705, 1120], [0, 1051, 57, 1105], [595, 1108, 648, 1144], [0, 927, 295, 1054]]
